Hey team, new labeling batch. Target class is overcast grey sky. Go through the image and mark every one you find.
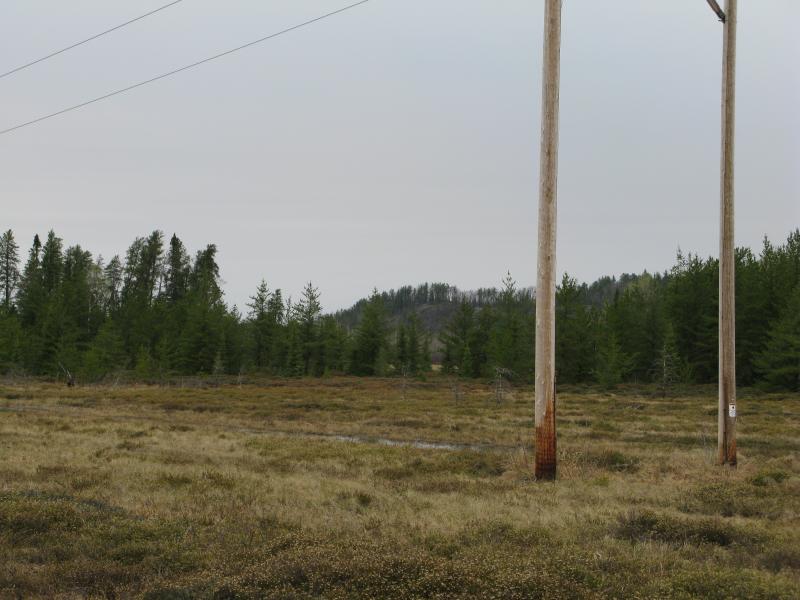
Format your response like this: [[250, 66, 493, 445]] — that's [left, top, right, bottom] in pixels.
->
[[2, 1, 798, 311]]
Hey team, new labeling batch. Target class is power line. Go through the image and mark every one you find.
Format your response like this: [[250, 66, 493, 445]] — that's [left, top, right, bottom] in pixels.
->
[[0, 0, 372, 137], [0, 0, 185, 80]]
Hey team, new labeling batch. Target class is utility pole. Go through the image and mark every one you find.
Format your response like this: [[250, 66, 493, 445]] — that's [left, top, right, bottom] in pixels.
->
[[534, 0, 561, 481], [708, 0, 738, 466]]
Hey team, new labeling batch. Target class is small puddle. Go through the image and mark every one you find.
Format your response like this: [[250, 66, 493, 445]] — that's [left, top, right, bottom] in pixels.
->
[[328, 433, 485, 452]]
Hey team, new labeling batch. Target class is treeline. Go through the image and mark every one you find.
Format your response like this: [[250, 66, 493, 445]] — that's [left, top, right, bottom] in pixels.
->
[[0, 230, 429, 380], [440, 230, 800, 391], [0, 228, 798, 390]]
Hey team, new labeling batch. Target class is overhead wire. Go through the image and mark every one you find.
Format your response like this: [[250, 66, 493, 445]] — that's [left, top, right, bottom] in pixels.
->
[[0, 0, 186, 80], [0, 0, 371, 136]]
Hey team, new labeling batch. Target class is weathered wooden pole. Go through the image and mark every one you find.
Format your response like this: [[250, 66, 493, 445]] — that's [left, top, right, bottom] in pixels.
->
[[717, 0, 737, 466], [534, 0, 561, 481]]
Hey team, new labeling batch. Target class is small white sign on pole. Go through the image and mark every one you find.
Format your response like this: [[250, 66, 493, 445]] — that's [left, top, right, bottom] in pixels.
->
[[728, 404, 736, 418]]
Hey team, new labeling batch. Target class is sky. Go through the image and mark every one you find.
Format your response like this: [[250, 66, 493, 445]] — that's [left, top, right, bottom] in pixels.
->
[[1, 0, 798, 312]]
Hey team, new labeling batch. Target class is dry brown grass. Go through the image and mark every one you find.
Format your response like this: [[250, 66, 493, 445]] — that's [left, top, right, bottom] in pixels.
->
[[0, 378, 798, 598]]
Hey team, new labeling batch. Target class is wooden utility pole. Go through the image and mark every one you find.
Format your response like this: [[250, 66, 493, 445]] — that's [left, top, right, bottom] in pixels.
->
[[716, 0, 737, 466], [534, 0, 561, 481]]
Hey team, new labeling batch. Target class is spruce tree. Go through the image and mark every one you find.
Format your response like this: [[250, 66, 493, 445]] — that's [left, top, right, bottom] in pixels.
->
[[190, 244, 222, 304], [756, 285, 800, 391], [420, 331, 432, 374], [104, 256, 123, 314], [556, 273, 595, 382], [406, 312, 421, 375], [247, 280, 272, 370], [488, 272, 533, 380], [460, 342, 473, 377], [40, 230, 64, 294], [60, 245, 97, 360], [650, 325, 684, 396], [163, 234, 190, 304], [297, 282, 322, 375], [320, 315, 346, 374], [593, 330, 633, 390], [17, 235, 42, 321], [0, 230, 20, 311], [135, 345, 157, 380], [349, 290, 388, 376], [470, 306, 494, 377], [83, 321, 127, 379], [396, 323, 407, 370], [120, 232, 164, 360], [0, 311, 21, 371], [665, 252, 718, 383], [374, 345, 389, 377], [439, 300, 474, 373], [284, 321, 305, 377], [268, 289, 287, 372]]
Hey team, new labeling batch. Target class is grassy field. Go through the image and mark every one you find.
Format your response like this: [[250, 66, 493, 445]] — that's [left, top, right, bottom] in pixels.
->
[[1, 377, 798, 599]]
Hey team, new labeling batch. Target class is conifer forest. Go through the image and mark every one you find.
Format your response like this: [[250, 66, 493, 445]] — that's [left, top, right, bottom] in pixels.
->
[[0, 227, 797, 391]]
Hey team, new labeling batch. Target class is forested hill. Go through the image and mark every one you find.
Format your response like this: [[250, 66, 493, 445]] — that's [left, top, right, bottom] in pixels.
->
[[332, 273, 650, 337], [0, 227, 797, 390], [333, 280, 533, 336]]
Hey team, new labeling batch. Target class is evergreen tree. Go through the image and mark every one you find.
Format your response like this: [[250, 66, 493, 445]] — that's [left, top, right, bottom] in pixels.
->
[[60, 245, 99, 362], [120, 232, 164, 358], [396, 323, 407, 370], [135, 345, 158, 380], [604, 274, 665, 382], [40, 230, 63, 295], [296, 282, 322, 375], [17, 234, 43, 326], [163, 234, 191, 304], [32, 232, 66, 374], [268, 289, 287, 372], [16, 235, 44, 368], [459, 342, 473, 378], [82, 321, 126, 379], [594, 330, 633, 390], [439, 300, 475, 373], [0, 229, 20, 311], [104, 255, 123, 314], [374, 345, 389, 377], [247, 280, 273, 370], [556, 273, 596, 382], [88, 256, 107, 323], [756, 285, 800, 391], [735, 247, 766, 385], [319, 315, 346, 374], [349, 290, 388, 376], [666, 252, 718, 382], [190, 244, 222, 304], [212, 351, 225, 377], [284, 320, 305, 377], [0, 311, 21, 371], [220, 306, 246, 375], [488, 272, 533, 380], [176, 245, 225, 373], [471, 306, 494, 377], [420, 331, 432, 374], [650, 325, 685, 396], [406, 312, 421, 375]]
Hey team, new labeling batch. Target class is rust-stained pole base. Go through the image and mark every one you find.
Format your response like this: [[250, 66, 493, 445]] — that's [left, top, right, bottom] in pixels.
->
[[534, 0, 562, 481], [718, 0, 737, 466]]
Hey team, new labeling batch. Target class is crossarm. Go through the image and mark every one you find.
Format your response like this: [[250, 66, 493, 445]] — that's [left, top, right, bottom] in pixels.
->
[[705, 0, 726, 23]]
